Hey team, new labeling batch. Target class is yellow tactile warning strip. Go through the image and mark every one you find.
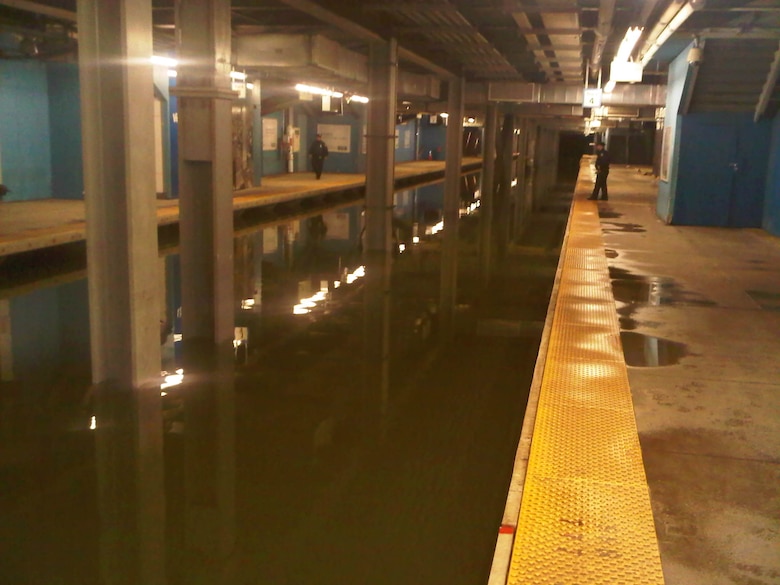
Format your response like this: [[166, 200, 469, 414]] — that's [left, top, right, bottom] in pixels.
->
[[506, 191, 665, 583]]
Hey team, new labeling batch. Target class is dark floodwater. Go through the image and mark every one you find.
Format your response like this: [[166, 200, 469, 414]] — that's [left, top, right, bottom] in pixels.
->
[[0, 183, 570, 585]]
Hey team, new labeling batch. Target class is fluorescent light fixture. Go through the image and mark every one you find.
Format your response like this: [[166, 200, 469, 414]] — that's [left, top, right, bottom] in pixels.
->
[[246, 82, 255, 90], [467, 117, 476, 123], [615, 26, 644, 63], [167, 69, 178, 78], [439, 112, 449, 119], [604, 79, 617, 93], [590, 119, 602, 128], [412, 236, 420, 244], [295, 83, 343, 98], [230, 71, 247, 81], [349, 95, 369, 103], [641, 2, 695, 66], [151, 55, 177, 67]]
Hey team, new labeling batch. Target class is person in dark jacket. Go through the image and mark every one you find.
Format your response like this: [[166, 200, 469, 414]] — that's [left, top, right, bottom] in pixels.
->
[[308, 134, 329, 180], [588, 142, 610, 201]]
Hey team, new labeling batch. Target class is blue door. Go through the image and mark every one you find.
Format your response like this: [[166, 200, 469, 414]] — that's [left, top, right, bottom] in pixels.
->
[[674, 114, 771, 227]]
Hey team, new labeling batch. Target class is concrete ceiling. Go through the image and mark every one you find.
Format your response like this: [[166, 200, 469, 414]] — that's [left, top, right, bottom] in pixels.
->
[[1, 0, 779, 114]]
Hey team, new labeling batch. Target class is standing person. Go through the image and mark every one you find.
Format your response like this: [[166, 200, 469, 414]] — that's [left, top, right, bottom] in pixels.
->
[[588, 141, 610, 201], [308, 133, 329, 180]]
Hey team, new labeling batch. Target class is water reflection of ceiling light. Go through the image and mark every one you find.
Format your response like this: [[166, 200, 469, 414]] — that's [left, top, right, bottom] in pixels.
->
[[346, 265, 365, 284], [294, 287, 329, 315], [412, 236, 420, 244], [161, 368, 184, 390], [398, 243, 406, 253], [427, 220, 444, 235], [90, 415, 96, 430], [511, 178, 518, 187]]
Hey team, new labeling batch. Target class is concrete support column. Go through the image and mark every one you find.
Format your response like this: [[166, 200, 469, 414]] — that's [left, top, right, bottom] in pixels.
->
[[174, 0, 235, 347], [76, 1, 164, 583], [363, 38, 397, 425], [173, 0, 236, 578], [439, 76, 465, 337], [479, 102, 498, 286]]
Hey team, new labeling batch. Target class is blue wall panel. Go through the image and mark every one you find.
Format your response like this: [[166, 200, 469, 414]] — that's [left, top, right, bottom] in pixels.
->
[[418, 115, 447, 161], [47, 63, 83, 200], [0, 61, 52, 201], [395, 121, 417, 162], [308, 109, 364, 174], [763, 115, 780, 236]]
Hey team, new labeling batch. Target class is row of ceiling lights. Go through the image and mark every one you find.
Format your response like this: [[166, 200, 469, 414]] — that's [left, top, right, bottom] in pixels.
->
[[601, 0, 698, 94]]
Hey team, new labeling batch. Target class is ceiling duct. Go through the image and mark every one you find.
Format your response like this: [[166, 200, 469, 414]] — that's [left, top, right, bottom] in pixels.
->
[[237, 34, 440, 100]]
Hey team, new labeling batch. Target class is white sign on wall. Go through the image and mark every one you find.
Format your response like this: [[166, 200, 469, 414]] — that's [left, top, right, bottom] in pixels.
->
[[262, 117, 278, 151], [318, 123, 351, 153]]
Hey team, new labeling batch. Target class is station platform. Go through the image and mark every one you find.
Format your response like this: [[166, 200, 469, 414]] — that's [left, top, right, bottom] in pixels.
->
[[491, 161, 780, 585], [0, 157, 481, 258]]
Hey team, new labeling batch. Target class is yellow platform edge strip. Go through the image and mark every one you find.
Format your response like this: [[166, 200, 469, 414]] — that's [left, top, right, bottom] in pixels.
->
[[506, 161, 665, 585]]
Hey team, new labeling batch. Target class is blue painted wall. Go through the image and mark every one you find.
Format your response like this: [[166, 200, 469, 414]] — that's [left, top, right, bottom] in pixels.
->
[[307, 107, 365, 174], [47, 63, 83, 200], [764, 115, 780, 236], [395, 120, 417, 162], [418, 115, 447, 160], [0, 61, 52, 201]]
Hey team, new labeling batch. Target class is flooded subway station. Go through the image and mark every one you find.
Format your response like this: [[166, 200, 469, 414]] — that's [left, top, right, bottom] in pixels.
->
[[0, 161, 575, 583], [2, 2, 780, 585]]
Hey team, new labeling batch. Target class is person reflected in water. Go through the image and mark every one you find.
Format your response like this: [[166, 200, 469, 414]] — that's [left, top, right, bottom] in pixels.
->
[[588, 141, 610, 201], [308, 133, 329, 180]]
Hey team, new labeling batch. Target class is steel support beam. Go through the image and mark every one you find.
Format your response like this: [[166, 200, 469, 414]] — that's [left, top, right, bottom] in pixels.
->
[[479, 102, 498, 286], [276, 0, 455, 79], [76, 1, 164, 584], [0, 0, 76, 21], [439, 76, 465, 337], [363, 38, 398, 429]]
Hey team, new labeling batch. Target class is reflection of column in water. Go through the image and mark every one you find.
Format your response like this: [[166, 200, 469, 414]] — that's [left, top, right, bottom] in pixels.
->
[[93, 381, 166, 585], [174, 339, 236, 584], [644, 335, 660, 367], [0, 299, 13, 381]]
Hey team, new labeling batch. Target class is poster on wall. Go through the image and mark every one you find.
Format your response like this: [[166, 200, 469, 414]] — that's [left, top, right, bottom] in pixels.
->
[[318, 123, 351, 153], [262, 118, 278, 151], [403, 128, 412, 149], [660, 126, 671, 182], [361, 124, 367, 154]]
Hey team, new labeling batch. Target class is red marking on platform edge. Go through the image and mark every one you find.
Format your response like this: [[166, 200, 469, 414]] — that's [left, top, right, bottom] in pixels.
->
[[499, 525, 515, 535]]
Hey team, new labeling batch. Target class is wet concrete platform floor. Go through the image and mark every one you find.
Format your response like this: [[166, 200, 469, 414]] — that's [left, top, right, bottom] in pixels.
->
[[598, 167, 780, 585], [0, 188, 572, 584]]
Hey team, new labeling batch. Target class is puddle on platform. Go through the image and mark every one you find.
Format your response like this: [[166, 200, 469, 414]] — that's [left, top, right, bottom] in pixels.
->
[[608, 267, 717, 330], [602, 222, 647, 234], [746, 289, 780, 311], [605, 248, 619, 259], [620, 331, 689, 367]]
